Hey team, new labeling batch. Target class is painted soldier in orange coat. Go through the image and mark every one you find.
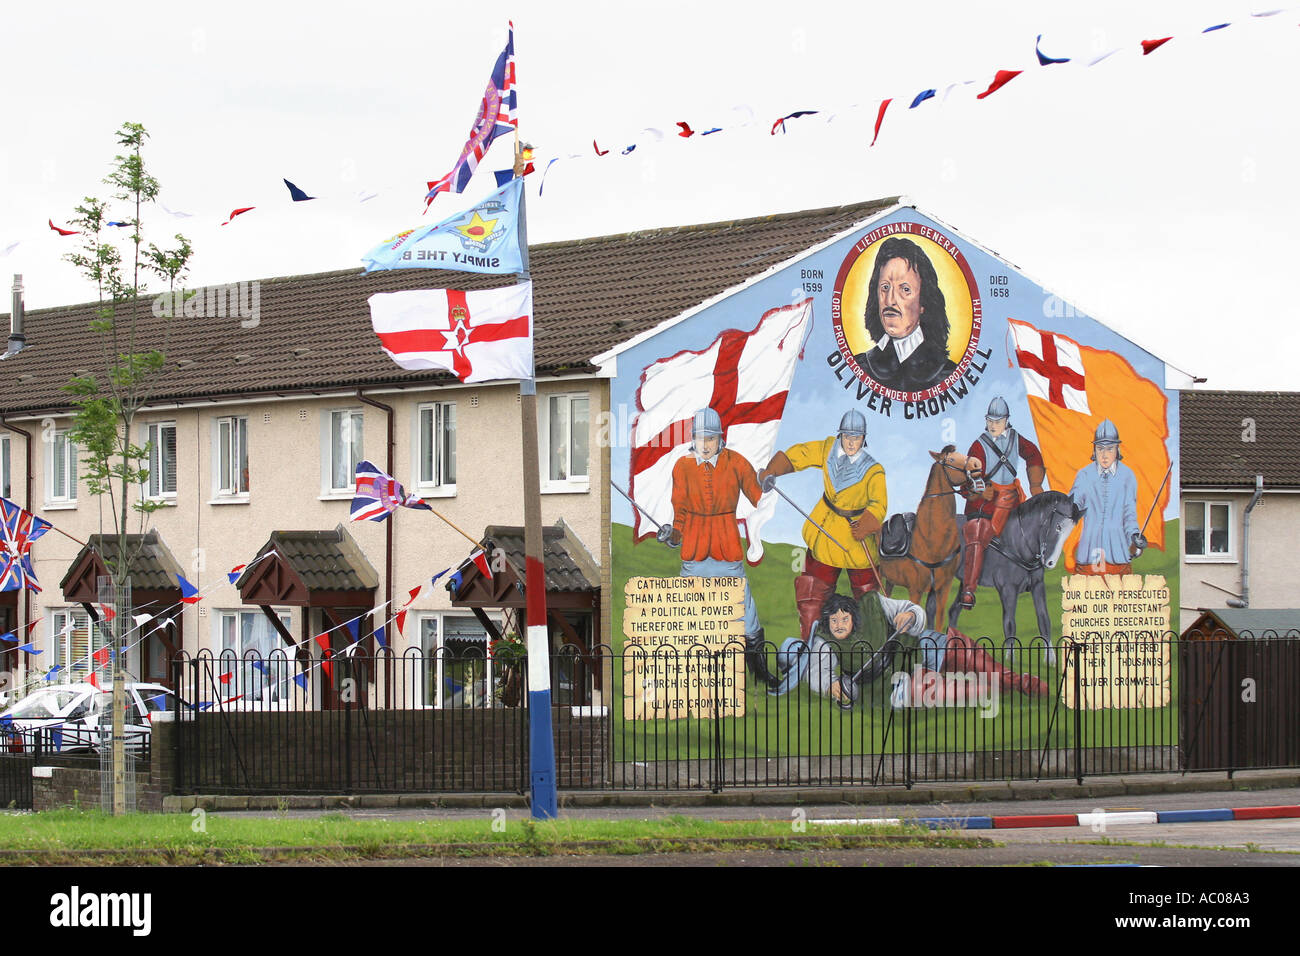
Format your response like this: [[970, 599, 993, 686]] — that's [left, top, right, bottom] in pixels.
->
[[658, 407, 778, 688]]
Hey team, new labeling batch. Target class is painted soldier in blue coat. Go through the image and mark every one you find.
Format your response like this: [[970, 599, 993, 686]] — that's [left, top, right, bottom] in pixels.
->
[[1069, 419, 1146, 574]]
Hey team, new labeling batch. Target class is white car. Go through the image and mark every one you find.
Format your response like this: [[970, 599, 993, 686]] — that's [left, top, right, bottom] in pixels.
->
[[0, 682, 182, 754]]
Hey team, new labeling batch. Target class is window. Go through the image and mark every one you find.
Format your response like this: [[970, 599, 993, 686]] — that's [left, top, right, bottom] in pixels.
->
[[51, 609, 101, 681], [48, 430, 78, 504], [146, 421, 177, 499], [326, 409, 364, 494], [419, 613, 494, 708], [416, 402, 456, 493], [1184, 500, 1233, 560], [0, 434, 10, 499], [217, 609, 293, 701], [214, 416, 249, 497], [542, 392, 589, 489]]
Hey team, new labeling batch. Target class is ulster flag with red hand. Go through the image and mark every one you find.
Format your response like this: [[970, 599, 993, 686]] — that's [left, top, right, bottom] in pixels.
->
[[368, 281, 533, 384]]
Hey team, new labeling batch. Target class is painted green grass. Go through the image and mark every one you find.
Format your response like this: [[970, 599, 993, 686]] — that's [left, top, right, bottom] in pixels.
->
[[610, 520, 1181, 759], [0, 809, 925, 853]]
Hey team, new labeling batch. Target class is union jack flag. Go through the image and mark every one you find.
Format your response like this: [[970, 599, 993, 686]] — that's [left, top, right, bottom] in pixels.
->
[[425, 22, 518, 207], [350, 461, 433, 522], [0, 497, 51, 592]]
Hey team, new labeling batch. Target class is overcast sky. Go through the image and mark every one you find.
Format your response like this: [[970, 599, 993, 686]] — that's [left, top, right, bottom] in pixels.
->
[[2, 0, 1297, 388]]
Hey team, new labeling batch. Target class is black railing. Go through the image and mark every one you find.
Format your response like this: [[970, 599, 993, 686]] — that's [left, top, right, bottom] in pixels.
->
[[166, 633, 1300, 796]]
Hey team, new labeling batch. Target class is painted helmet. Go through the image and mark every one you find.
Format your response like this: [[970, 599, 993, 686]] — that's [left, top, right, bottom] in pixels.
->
[[692, 407, 723, 437], [986, 396, 1010, 421], [1093, 419, 1121, 446], [838, 409, 867, 439], [1091, 419, 1122, 460]]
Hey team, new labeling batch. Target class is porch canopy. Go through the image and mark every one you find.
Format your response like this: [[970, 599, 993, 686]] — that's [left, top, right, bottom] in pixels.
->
[[1182, 608, 1300, 640], [59, 529, 187, 667], [235, 523, 379, 654], [449, 518, 600, 652]]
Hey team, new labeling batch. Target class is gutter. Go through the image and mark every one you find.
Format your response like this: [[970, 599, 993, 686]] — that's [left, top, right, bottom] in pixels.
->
[[1226, 474, 1264, 609]]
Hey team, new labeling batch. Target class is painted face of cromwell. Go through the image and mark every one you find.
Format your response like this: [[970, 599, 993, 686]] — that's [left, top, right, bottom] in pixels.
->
[[877, 257, 924, 339], [840, 434, 864, 457]]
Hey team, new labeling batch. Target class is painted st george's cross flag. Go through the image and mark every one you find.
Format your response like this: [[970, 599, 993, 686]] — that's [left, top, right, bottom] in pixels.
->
[[363, 178, 524, 275], [629, 299, 814, 562], [368, 281, 533, 384], [0, 497, 52, 592], [1007, 317, 1171, 569], [426, 22, 518, 207]]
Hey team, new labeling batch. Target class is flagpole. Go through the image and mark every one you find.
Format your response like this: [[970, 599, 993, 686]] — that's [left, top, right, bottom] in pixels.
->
[[515, 132, 558, 820], [424, 507, 484, 549]]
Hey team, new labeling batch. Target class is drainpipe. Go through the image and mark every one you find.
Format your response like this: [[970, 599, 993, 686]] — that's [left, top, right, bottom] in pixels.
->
[[1226, 475, 1264, 609], [356, 391, 394, 694]]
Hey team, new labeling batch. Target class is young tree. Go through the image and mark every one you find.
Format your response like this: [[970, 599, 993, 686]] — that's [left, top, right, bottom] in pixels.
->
[[62, 122, 193, 814]]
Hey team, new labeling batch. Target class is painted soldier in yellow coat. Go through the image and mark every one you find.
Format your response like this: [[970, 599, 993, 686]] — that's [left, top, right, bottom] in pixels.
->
[[758, 410, 887, 640]]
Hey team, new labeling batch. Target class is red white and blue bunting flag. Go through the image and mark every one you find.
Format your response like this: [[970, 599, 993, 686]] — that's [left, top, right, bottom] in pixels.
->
[[977, 69, 1022, 100], [221, 206, 255, 226], [1036, 34, 1070, 66], [283, 179, 315, 202], [870, 99, 892, 147], [8, 9, 1295, 249], [177, 573, 202, 603]]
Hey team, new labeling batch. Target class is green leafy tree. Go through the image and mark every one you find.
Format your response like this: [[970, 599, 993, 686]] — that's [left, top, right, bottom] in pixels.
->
[[61, 122, 193, 814], [62, 122, 193, 581]]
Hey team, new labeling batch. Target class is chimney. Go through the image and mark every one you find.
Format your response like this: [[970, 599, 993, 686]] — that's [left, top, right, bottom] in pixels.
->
[[7, 274, 25, 356]]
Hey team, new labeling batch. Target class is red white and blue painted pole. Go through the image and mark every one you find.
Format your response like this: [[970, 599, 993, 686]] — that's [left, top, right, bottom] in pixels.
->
[[515, 134, 557, 819]]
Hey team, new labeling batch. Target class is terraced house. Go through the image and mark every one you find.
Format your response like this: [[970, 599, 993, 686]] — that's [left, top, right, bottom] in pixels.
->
[[0, 199, 899, 707]]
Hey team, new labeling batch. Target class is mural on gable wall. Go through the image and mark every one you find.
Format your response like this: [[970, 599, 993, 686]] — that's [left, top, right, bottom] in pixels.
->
[[608, 211, 1179, 724]]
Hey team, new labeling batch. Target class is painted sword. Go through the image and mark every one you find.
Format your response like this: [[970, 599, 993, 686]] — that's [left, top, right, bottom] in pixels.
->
[[610, 479, 667, 533], [767, 482, 884, 584]]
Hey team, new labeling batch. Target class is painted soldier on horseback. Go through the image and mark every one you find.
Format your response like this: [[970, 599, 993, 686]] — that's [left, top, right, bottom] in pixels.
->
[[958, 396, 1046, 609]]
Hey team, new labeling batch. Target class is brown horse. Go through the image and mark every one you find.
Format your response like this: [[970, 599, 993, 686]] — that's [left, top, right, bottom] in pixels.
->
[[878, 446, 971, 632]]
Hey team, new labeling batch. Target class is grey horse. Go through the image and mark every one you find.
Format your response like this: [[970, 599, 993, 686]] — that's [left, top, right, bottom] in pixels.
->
[[948, 490, 1082, 666]]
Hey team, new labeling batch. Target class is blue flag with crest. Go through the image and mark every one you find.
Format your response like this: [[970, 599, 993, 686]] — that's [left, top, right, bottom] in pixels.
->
[[362, 178, 524, 275]]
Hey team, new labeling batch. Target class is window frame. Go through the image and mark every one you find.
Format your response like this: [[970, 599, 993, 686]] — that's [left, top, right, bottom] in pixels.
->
[[214, 608, 295, 702], [539, 391, 590, 494], [47, 429, 78, 506], [413, 400, 457, 497], [415, 611, 498, 709], [322, 408, 365, 497], [1183, 498, 1235, 563], [144, 420, 178, 501], [211, 415, 250, 501], [50, 608, 100, 682]]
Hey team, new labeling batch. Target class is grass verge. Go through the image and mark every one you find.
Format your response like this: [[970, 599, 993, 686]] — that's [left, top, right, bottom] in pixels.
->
[[0, 810, 987, 864]]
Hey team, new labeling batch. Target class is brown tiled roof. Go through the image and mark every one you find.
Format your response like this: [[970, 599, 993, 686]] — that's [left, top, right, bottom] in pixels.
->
[[58, 530, 185, 592], [0, 198, 898, 414], [1184, 608, 1300, 639], [1180, 391, 1300, 488], [256, 525, 380, 592], [482, 519, 599, 592]]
